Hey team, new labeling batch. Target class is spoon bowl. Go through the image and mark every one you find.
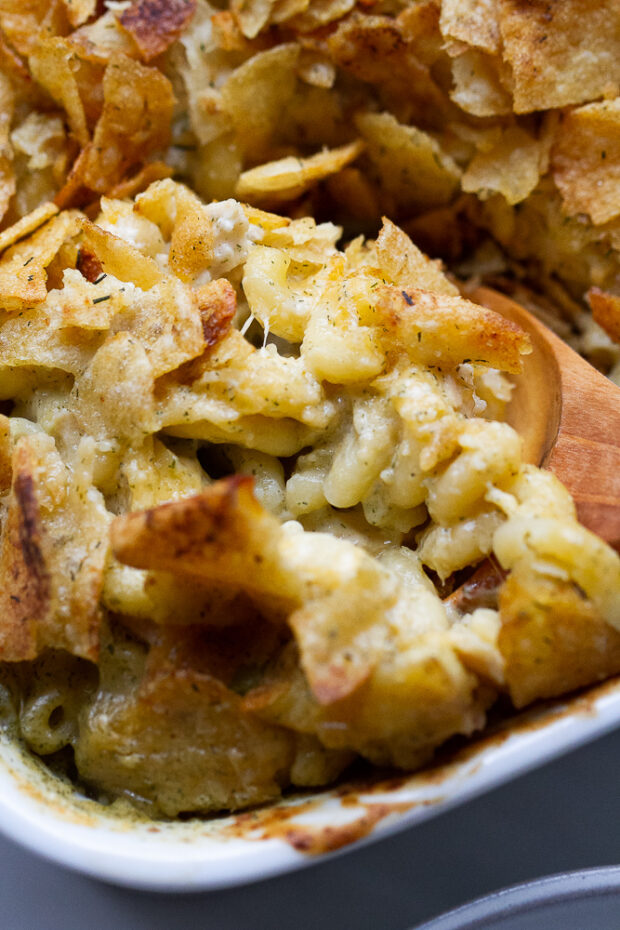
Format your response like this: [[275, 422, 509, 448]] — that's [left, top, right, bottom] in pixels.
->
[[473, 286, 620, 550]]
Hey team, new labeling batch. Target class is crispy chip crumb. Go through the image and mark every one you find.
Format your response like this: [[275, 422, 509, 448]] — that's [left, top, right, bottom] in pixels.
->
[[552, 99, 620, 225], [119, 0, 197, 61], [0, 202, 59, 256], [588, 287, 620, 344]]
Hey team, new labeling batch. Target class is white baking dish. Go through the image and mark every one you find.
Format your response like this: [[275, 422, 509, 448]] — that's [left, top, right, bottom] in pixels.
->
[[0, 675, 619, 892]]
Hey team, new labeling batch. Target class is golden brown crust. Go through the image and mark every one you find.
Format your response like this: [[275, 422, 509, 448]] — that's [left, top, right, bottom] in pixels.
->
[[499, 566, 620, 708], [119, 0, 197, 62], [80, 216, 163, 289], [375, 284, 532, 373], [0, 435, 108, 663], [195, 278, 237, 348], [327, 13, 454, 127], [499, 0, 620, 114], [110, 476, 299, 603], [60, 0, 97, 29], [57, 54, 174, 201], [0, 27, 30, 81], [0, 443, 50, 662], [211, 10, 250, 51]]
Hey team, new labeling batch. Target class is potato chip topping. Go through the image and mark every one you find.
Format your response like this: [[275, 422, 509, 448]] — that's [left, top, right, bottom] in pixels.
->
[[0, 0, 616, 375], [0, 0, 618, 817]]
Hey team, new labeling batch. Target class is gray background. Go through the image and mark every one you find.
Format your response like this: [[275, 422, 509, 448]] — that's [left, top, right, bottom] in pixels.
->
[[1, 728, 619, 930]]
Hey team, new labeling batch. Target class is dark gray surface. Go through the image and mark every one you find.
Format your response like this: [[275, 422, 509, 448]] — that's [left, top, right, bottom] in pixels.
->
[[1, 727, 620, 930]]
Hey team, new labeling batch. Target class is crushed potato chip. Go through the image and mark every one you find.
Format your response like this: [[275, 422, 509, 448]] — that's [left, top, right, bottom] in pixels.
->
[[0, 0, 68, 58], [356, 112, 461, 212], [80, 217, 164, 289], [0, 202, 59, 255], [328, 13, 455, 128], [119, 0, 197, 61], [221, 44, 300, 157], [235, 140, 364, 204], [232, 0, 278, 39], [61, 0, 97, 29], [552, 99, 620, 225], [462, 126, 546, 206], [29, 38, 90, 147], [449, 49, 512, 118], [588, 287, 620, 344], [0, 431, 109, 662], [76, 55, 174, 194], [499, 0, 620, 113], [440, 0, 500, 55], [375, 217, 459, 297], [0, 210, 81, 310]]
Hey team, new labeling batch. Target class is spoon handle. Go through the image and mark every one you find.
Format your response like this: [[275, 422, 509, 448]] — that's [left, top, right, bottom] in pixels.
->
[[546, 337, 620, 551]]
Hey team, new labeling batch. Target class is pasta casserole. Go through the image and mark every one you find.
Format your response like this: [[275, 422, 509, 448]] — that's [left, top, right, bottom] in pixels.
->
[[0, 183, 618, 816]]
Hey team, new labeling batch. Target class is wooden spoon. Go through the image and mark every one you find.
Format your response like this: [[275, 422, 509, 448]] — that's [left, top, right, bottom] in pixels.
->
[[473, 286, 620, 551]]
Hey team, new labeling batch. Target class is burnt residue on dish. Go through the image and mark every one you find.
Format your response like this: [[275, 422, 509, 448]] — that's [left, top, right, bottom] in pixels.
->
[[221, 798, 418, 855], [199, 673, 620, 853]]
